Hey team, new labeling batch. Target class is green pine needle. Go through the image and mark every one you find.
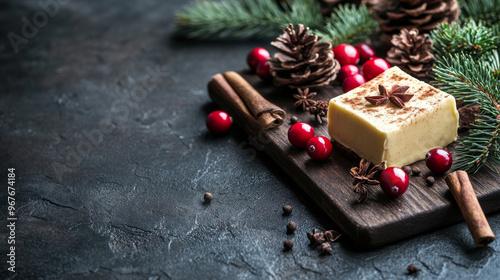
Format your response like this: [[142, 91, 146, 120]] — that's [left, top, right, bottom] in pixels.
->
[[431, 18, 500, 173], [458, 0, 500, 25], [175, 0, 378, 43], [430, 20, 500, 62], [175, 0, 322, 39], [492, 22, 500, 38], [313, 4, 378, 46], [433, 52, 500, 173]]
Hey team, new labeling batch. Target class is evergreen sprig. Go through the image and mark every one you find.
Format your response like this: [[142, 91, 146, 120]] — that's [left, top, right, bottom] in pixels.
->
[[175, 0, 322, 39], [430, 20, 499, 62], [492, 22, 500, 38], [458, 0, 500, 25], [175, 0, 377, 43], [313, 4, 378, 45], [431, 20, 500, 173]]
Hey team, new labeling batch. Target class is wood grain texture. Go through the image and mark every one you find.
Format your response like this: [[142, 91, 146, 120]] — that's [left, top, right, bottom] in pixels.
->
[[208, 70, 500, 248]]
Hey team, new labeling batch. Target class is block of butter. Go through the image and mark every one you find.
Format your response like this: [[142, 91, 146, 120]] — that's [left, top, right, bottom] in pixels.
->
[[327, 66, 459, 167]]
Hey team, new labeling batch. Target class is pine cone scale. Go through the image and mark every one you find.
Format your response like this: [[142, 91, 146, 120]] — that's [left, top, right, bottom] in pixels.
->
[[268, 24, 340, 89], [402, 3, 427, 17], [408, 64, 425, 72], [386, 28, 434, 78], [409, 15, 433, 26], [424, 2, 448, 14], [367, 0, 460, 35]]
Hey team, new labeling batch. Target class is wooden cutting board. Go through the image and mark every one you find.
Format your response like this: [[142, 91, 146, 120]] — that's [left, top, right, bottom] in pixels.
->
[[208, 70, 500, 248]]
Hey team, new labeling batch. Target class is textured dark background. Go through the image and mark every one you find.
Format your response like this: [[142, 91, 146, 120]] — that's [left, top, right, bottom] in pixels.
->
[[0, 0, 499, 279]]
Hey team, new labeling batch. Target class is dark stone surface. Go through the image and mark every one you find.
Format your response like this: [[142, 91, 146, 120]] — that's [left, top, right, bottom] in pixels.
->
[[0, 0, 499, 279]]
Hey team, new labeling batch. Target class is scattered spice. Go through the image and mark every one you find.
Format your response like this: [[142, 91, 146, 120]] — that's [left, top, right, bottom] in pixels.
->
[[426, 176, 435, 186], [402, 165, 412, 176], [282, 205, 293, 216], [307, 228, 326, 246], [407, 264, 421, 274], [324, 230, 342, 242], [307, 231, 314, 241], [350, 159, 386, 203], [290, 116, 299, 124], [306, 228, 342, 255], [286, 221, 297, 234], [293, 88, 316, 111], [365, 84, 413, 108], [321, 242, 333, 255], [283, 240, 294, 250], [307, 100, 329, 124], [204, 192, 213, 203], [411, 166, 421, 176]]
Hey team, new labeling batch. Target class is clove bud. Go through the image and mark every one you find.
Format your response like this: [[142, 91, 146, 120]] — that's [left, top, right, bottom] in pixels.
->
[[321, 242, 333, 255], [286, 221, 297, 234], [407, 264, 421, 274], [402, 165, 412, 176], [411, 166, 421, 176], [204, 192, 213, 203], [426, 176, 435, 186], [282, 205, 293, 216]]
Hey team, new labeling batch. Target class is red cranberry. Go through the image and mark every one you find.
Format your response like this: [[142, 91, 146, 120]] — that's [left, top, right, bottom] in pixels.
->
[[355, 43, 376, 63], [256, 60, 272, 81], [425, 148, 453, 174], [288, 122, 315, 148], [338, 64, 360, 81], [361, 57, 391, 81], [247, 47, 270, 72], [206, 110, 232, 135], [380, 167, 409, 197], [333, 44, 360, 66], [342, 74, 366, 93], [306, 136, 332, 160]]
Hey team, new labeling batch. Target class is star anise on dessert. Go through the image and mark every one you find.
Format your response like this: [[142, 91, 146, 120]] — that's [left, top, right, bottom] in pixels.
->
[[308, 100, 328, 124], [350, 159, 386, 203], [365, 84, 413, 108], [293, 88, 317, 111]]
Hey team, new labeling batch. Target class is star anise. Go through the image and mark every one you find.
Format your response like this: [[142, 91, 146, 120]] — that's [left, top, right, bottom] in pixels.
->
[[350, 159, 386, 203], [307, 100, 328, 123], [365, 84, 413, 108], [293, 88, 317, 111]]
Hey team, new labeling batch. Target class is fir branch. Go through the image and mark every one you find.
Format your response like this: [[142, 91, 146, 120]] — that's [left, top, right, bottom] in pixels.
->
[[492, 22, 500, 38], [458, 0, 500, 26], [433, 52, 500, 173], [313, 4, 378, 46], [430, 20, 500, 62], [175, 0, 322, 39]]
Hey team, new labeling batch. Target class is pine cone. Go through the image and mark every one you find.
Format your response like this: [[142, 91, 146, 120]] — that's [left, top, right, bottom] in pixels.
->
[[364, 0, 460, 35], [268, 24, 340, 89], [386, 28, 433, 78]]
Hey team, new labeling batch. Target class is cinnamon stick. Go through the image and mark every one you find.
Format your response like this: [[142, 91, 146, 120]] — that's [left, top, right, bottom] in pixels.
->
[[222, 71, 285, 129], [208, 74, 260, 131], [445, 171, 495, 247]]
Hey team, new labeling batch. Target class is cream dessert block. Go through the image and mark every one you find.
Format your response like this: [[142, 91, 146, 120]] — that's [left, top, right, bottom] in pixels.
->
[[327, 67, 459, 167]]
